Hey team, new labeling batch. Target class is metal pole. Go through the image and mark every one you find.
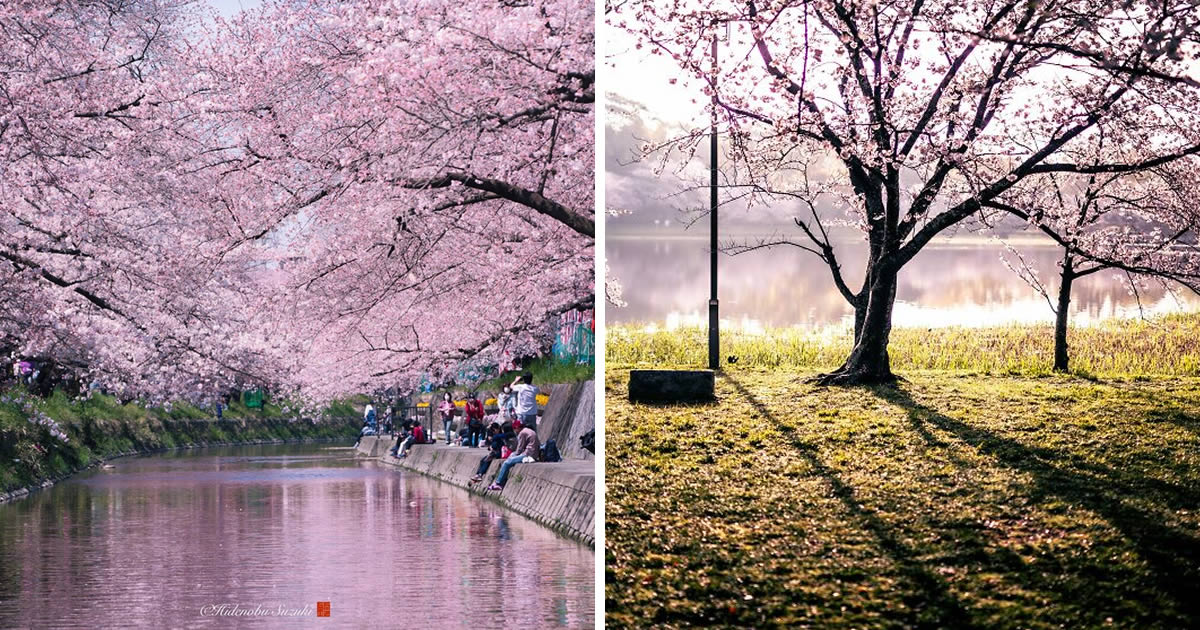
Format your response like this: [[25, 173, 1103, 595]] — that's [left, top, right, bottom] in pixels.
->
[[708, 33, 720, 371]]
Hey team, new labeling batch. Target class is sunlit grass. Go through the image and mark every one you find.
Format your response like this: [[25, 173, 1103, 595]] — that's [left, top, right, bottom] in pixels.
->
[[609, 313, 1200, 377], [607, 313, 1200, 627], [605, 369, 1200, 629]]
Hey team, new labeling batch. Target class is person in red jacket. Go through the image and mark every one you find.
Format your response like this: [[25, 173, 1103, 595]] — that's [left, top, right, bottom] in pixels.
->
[[464, 392, 485, 447], [391, 420, 427, 458]]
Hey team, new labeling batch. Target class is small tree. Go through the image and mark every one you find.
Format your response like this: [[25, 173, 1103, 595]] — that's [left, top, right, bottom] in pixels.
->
[[995, 155, 1200, 371]]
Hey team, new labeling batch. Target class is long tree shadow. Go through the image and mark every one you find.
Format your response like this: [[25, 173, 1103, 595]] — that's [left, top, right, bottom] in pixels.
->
[[1145, 407, 1200, 439], [724, 374, 981, 630], [876, 385, 1200, 623]]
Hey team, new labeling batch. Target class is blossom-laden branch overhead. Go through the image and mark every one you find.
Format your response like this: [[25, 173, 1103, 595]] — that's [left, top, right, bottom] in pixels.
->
[[1, 0, 595, 403]]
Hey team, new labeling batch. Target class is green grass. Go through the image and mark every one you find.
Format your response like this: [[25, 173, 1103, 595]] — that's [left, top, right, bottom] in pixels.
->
[[609, 313, 1200, 376], [0, 388, 360, 495], [606, 315, 1200, 628], [323, 395, 366, 419], [474, 355, 595, 391], [605, 369, 1200, 629]]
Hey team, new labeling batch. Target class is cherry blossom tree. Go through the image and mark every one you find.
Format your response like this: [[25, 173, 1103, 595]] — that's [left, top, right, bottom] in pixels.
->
[[2, 0, 595, 404], [616, 0, 1200, 384], [0, 0, 286, 402], [995, 151, 1200, 372], [182, 0, 596, 401]]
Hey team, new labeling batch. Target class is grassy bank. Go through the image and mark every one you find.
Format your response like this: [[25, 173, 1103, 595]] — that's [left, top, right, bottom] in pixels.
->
[[606, 317, 1200, 629], [475, 356, 595, 391], [610, 313, 1200, 376], [0, 388, 360, 495]]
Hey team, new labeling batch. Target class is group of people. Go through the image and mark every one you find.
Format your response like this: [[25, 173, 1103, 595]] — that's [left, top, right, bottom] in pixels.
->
[[357, 372, 549, 493], [435, 372, 540, 451], [389, 417, 426, 458], [428, 372, 548, 492], [353, 401, 391, 448], [471, 407, 543, 492], [473, 373, 543, 492]]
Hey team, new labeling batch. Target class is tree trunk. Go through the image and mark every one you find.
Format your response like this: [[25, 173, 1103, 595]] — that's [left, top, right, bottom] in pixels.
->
[[851, 297, 866, 345], [1053, 258, 1075, 373], [819, 264, 899, 385]]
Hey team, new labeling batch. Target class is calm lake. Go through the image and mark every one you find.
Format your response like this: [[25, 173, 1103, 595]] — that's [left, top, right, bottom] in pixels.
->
[[608, 232, 1200, 329], [0, 443, 594, 629]]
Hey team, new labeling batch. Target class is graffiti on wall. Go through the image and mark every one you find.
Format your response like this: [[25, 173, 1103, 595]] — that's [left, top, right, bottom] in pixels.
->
[[455, 356, 495, 385], [552, 309, 594, 365]]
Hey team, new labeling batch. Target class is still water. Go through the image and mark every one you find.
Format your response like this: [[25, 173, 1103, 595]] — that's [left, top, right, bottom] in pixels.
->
[[0, 444, 594, 629], [608, 233, 1200, 329]]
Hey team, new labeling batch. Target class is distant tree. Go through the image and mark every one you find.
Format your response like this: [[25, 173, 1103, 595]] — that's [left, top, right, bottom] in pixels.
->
[[618, 0, 1200, 384], [995, 151, 1200, 372]]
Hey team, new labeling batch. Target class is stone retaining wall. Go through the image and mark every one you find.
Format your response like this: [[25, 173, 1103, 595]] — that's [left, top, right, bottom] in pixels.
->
[[355, 436, 595, 545], [358, 379, 595, 543], [536, 381, 595, 462]]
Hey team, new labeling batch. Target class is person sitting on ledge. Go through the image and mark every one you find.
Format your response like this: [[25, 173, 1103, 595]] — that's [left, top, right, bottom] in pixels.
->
[[391, 420, 424, 458], [409, 422, 425, 450], [486, 419, 539, 491], [389, 421, 410, 458], [472, 421, 514, 484]]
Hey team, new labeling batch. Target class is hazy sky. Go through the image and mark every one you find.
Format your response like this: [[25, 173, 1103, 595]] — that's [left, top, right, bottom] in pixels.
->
[[605, 21, 805, 232], [207, 0, 261, 17]]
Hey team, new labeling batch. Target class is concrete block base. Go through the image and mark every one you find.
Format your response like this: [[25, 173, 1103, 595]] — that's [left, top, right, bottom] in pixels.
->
[[628, 369, 715, 403]]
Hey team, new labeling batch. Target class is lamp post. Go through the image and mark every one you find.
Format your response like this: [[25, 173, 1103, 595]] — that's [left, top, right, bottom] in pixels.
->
[[707, 32, 720, 372], [627, 29, 722, 404]]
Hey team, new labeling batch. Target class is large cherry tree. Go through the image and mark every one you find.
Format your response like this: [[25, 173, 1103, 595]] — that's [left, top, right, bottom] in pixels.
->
[[187, 0, 595, 401], [1, 0, 595, 404], [618, 0, 1200, 384], [0, 0, 287, 402]]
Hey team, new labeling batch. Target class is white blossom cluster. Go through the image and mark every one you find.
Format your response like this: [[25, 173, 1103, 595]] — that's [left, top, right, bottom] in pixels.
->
[[2, 394, 69, 443]]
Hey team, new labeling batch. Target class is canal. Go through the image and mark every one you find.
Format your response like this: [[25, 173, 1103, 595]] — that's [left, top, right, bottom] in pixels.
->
[[0, 443, 595, 628]]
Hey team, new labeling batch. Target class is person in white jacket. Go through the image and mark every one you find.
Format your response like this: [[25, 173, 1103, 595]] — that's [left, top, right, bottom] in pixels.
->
[[510, 372, 539, 431]]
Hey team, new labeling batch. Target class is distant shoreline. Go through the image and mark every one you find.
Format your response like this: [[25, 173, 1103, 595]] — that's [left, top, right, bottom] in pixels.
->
[[607, 230, 1062, 247]]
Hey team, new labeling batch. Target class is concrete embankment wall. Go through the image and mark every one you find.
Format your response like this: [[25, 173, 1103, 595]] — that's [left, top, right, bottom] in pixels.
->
[[357, 437, 595, 545], [536, 380, 595, 462], [355, 379, 596, 545]]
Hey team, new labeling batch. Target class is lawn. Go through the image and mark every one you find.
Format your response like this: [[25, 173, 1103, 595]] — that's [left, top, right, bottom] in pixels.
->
[[604, 368, 1200, 629]]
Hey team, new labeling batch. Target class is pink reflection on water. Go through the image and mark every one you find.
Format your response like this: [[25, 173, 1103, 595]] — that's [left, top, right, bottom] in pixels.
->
[[0, 444, 594, 628]]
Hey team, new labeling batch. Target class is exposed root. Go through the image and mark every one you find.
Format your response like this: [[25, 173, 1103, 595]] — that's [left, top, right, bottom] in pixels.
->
[[807, 366, 902, 387]]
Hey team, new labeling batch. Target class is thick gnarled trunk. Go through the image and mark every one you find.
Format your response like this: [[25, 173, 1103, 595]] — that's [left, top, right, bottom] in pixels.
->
[[819, 265, 899, 385]]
